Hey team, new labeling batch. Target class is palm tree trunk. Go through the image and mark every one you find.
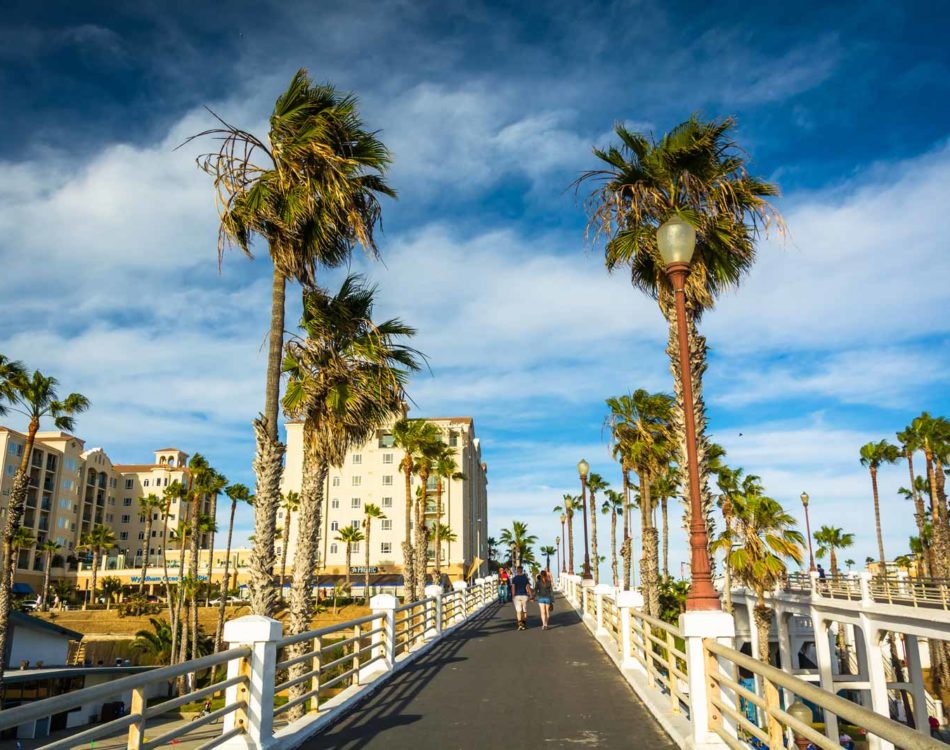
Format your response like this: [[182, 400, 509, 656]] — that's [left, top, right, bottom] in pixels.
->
[[870, 466, 886, 568], [215, 499, 238, 654], [90, 550, 100, 609], [567, 513, 575, 575], [41, 550, 52, 611], [830, 548, 839, 579], [621, 470, 631, 590], [365, 521, 371, 604], [285, 448, 327, 721], [640, 473, 659, 617], [206, 493, 217, 608], [589, 493, 599, 585], [753, 592, 772, 663], [434, 482, 443, 583], [280, 509, 291, 599], [413, 471, 429, 601], [346, 547, 352, 590], [401, 461, 415, 602], [249, 417, 285, 617], [189, 488, 202, 668], [610, 510, 618, 588], [264, 267, 285, 437], [163, 507, 178, 669], [722, 540, 733, 614], [140, 515, 154, 594], [661, 497, 669, 580]]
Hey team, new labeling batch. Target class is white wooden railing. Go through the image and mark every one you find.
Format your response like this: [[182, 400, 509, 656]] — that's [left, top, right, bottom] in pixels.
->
[[0, 576, 498, 749]]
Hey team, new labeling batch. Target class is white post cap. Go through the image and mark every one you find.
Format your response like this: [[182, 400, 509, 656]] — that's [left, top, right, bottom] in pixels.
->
[[223, 615, 282, 643], [616, 590, 644, 608], [475, 577, 485, 585], [370, 593, 398, 609], [594, 583, 614, 595], [452, 581, 468, 591], [424, 584, 442, 597]]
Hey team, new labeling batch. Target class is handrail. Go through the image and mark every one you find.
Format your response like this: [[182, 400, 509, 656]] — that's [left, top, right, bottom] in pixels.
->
[[0, 646, 250, 731], [277, 612, 383, 648], [704, 639, 945, 750]]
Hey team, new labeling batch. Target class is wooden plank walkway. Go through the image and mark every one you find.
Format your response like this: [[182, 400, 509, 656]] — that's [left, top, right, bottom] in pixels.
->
[[303, 595, 678, 749]]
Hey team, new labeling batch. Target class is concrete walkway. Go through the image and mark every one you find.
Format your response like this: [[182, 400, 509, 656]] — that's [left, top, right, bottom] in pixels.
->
[[305, 596, 678, 749]]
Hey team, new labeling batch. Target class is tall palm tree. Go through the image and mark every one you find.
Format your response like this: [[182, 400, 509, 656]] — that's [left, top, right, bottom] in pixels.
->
[[189, 70, 395, 617], [499, 522, 538, 568], [337, 526, 365, 591], [859, 440, 900, 567], [282, 277, 419, 719], [393, 419, 440, 601], [0, 366, 88, 677], [554, 494, 576, 574], [814, 526, 854, 579], [412, 435, 445, 600], [216, 483, 253, 652], [8, 527, 35, 589], [432, 447, 465, 583], [278, 490, 301, 595], [137, 494, 164, 594], [540, 545, 557, 571], [586, 473, 608, 584], [363, 504, 386, 602], [653, 470, 679, 580], [605, 390, 673, 616], [602, 490, 624, 587], [581, 118, 783, 550], [38, 539, 61, 612], [79, 525, 117, 610], [897, 427, 929, 563], [725, 490, 803, 662], [100, 577, 122, 611]]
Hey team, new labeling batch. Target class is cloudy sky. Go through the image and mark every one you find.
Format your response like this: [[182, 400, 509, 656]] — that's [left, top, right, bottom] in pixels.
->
[[2, 0, 949, 578]]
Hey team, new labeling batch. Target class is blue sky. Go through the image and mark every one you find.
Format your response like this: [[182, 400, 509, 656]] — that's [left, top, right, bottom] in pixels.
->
[[1, 0, 949, 577]]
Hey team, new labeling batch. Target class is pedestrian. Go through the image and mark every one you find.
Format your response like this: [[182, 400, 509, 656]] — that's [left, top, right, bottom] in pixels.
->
[[499, 567, 510, 603], [510, 566, 532, 631], [817, 563, 826, 581], [535, 569, 554, 630]]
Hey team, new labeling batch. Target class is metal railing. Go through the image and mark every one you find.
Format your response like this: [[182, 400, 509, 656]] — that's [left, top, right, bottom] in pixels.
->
[[704, 638, 944, 750], [0, 647, 251, 750], [394, 597, 433, 657], [629, 608, 690, 717], [784, 571, 950, 610]]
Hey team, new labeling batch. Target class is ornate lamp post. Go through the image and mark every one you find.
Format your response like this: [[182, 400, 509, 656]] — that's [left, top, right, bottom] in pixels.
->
[[555, 536, 561, 577], [578, 458, 592, 580], [801, 491, 816, 572], [657, 216, 720, 611], [787, 700, 813, 750], [559, 514, 566, 572]]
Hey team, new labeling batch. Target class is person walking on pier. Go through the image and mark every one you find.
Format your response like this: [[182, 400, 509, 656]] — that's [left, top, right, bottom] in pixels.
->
[[510, 566, 532, 631], [535, 569, 554, 630]]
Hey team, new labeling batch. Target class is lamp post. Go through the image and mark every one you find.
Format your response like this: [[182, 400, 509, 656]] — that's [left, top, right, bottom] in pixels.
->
[[787, 700, 813, 750], [801, 491, 816, 572], [559, 514, 566, 573], [658, 216, 720, 611], [555, 536, 561, 577], [578, 459, 592, 580]]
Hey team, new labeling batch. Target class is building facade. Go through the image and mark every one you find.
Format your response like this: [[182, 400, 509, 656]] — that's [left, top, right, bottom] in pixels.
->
[[0, 427, 207, 590], [280, 415, 489, 581]]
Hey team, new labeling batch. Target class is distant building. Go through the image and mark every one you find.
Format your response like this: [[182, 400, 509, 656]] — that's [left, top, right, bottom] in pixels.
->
[[280, 415, 489, 581], [5, 611, 81, 668]]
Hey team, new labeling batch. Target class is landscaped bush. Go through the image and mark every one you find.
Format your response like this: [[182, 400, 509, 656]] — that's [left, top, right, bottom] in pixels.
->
[[117, 594, 161, 617]]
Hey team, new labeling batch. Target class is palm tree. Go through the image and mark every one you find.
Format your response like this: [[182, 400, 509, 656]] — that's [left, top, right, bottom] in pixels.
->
[[897, 426, 929, 565], [38, 539, 61, 612], [653, 470, 679, 580], [8, 527, 35, 589], [859, 440, 900, 567], [499, 522, 538, 568], [137, 494, 164, 594], [487, 536, 498, 562], [100, 576, 123, 610], [412, 435, 445, 600], [539, 545, 557, 571], [725, 490, 803, 662], [604, 390, 674, 616], [393, 419, 441, 601], [0, 366, 88, 676], [279, 490, 300, 595], [337, 526, 365, 591], [133, 618, 176, 665], [581, 118, 783, 553], [585, 473, 608, 584], [432, 447, 465, 583], [554, 494, 576, 574], [814, 526, 854, 579], [845, 559, 855, 572], [602, 490, 624, 587], [189, 70, 395, 618], [363, 504, 386, 602], [79, 525, 117, 609], [216, 483, 253, 653]]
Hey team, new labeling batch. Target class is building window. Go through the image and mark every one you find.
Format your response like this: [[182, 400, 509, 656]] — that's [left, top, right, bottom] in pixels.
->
[[105, 513, 113, 522], [152, 513, 159, 520], [382, 453, 393, 464], [332, 476, 340, 487], [352, 476, 361, 487], [351, 498, 361, 509], [151, 530, 158, 537], [61, 479, 73, 491], [329, 521, 339, 532], [382, 496, 392, 508], [351, 542, 360, 553], [121, 515, 131, 523], [138, 532, 145, 540], [139, 515, 146, 523], [449, 432, 458, 447], [382, 475, 393, 486], [143, 479, 149, 487], [331, 499, 340, 509], [381, 519, 392, 531], [351, 520, 360, 530], [352, 454, 362, 465], [123, 497, 132, 506], [119, 532, 128, 541], [378, 433, 395, 448], [381, 542, 392, 555], [330, 544, 338, 554], [124, 478, 133, 489]]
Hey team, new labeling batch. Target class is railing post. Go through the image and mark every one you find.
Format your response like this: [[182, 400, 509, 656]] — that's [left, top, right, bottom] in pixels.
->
[[222, 615, 282, 750], [594, 583, 612, 636], [859, 570, 874, 606], [581, 579, 595, 620], [809, 569, 820, 596], [680, 609, 735, 749], [424, 584, 443, 638], [126, 686, 147, 750], [475, 577, 486, 608], [617, 590, 644, 671], [351, 623, 362, 687], [370, 593, 397, 672], [310, 635, 322, 712], [452, 580, 468, 621]]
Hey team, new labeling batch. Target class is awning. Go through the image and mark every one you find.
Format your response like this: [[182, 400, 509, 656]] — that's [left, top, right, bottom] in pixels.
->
[[12, 583, 35, 596]]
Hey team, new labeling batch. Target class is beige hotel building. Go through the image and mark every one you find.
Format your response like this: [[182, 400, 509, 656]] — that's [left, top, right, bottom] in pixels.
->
[[279, 415, 490, 583]]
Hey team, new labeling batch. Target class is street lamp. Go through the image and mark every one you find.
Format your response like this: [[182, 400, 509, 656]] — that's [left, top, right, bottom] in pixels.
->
[[658, 216, 720, 611], [801, 491, 816, 572], [786, 700, 813, 750], [577, 458, 592, 580], [559, 514, 566, 573], [555, 536, 561, 577]]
